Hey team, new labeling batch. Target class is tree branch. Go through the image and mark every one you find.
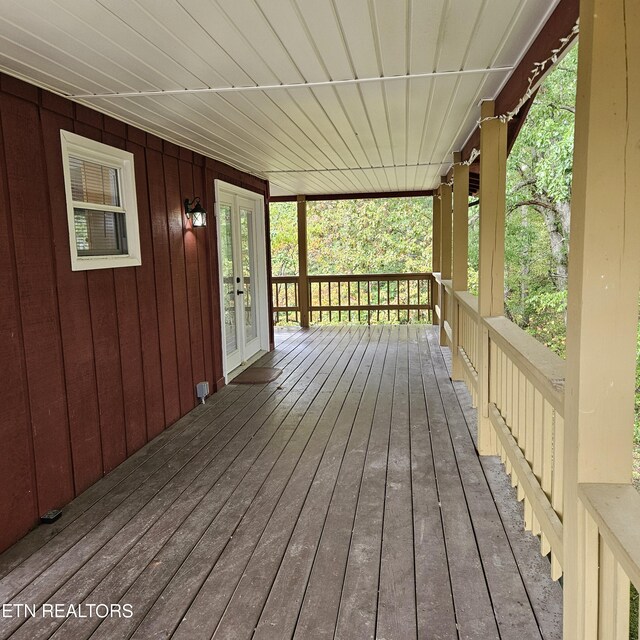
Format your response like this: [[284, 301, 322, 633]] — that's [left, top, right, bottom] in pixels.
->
[[508, 198, 559, 214], [549, 103, 576, 114]]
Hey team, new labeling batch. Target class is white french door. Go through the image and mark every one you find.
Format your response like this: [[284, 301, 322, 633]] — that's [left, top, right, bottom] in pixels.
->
[[215, 181, 268, 378]]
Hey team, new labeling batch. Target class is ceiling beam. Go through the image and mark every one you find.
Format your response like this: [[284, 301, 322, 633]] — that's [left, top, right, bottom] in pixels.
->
[[269, 190, 434, 203]]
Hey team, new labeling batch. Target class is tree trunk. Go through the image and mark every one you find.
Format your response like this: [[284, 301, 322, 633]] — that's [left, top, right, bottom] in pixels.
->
[[540, 200, 570, 289]]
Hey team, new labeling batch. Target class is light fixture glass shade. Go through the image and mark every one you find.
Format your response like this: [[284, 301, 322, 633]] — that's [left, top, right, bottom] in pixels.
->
[[191, 209, 206, 227], [184, 197, 207, 227]]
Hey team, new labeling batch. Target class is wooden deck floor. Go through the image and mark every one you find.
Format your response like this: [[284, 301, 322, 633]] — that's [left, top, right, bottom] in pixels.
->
[[0, 325, 562, 640]]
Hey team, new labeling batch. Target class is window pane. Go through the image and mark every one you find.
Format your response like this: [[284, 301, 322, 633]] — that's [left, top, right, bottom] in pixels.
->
[[219, 204, 238, 354], [240, 207, 257, 342], [74, 209, 128, 256], [69, 156, 120, 206]]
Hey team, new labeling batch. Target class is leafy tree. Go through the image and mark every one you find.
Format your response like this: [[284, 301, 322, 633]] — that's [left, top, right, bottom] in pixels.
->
[[269, 202, 298, 276], [468, 45, 578, 357], [270, 197, 432, 276]]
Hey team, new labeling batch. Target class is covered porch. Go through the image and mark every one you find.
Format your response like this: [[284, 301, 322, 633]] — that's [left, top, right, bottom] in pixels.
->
[[0, 0, 638, 637], [0, 325, 561, 640]]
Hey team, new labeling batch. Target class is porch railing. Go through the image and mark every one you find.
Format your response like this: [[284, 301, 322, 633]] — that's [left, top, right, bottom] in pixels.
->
[[441, 281, 565, 582], [272, 276, 300, 324], [272, 273, 433, 325], [456, 291, 480, 407], [441, 283, 640, 636]]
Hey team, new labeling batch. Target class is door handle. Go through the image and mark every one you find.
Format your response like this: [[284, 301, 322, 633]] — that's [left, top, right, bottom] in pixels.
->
[[237, 289, 244, 295]]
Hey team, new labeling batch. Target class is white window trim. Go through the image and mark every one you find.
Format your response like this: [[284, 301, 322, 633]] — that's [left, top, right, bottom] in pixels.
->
[[60, 130, 142, 271]]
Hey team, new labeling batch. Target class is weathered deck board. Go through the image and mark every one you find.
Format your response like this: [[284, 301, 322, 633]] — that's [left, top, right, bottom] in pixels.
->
[[214, 328, 387, 640], [168, 328, 375, 640], [69, 326, 357, 640], [332, 327, 396, 640], [0, 325, 314, 582], [0, 326, 562, 640], [376, 326, 418, 640], [419, 329, 501, 640], [292, 327, 395, 640], [409, 328, 458, 639], [426, 329, 544, 640]]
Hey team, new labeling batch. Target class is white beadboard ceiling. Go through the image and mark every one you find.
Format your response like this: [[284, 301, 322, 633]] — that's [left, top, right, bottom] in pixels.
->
[[0, 0, 560, 196]]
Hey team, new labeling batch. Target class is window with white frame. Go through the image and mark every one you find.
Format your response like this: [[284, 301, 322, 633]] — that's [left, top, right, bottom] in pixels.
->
[[60, 130, 141, 271]]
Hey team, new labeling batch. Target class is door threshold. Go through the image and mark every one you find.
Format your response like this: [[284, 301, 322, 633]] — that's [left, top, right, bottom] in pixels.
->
[[226, 350, 268, 383]]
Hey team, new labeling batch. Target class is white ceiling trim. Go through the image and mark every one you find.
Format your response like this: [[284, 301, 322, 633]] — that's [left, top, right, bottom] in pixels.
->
[[68, 66, 514, 100], [264, 162, 447, 174]]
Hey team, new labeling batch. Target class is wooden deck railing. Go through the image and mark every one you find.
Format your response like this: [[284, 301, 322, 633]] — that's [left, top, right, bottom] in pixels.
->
[[456, 291, 480, 407], [484, 316, 565, 580], [442, 283, 566, 583], [433, 276, 640, 634], [272, 273, 433, 325], [272, 276, 300, 324]]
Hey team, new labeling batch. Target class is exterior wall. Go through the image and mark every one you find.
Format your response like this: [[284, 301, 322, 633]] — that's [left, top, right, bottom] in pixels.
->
[[0, 73, 270, 552]]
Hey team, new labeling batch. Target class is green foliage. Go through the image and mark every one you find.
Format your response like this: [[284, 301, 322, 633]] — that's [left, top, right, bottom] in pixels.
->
[[467, 206, 479, 295], [269, 202, 298, 276], [508, 51, 577, 207], [270, 197, 432, 277], [468, 46, 577, 358], [631, 584, 639, 640], [503, 47, 577, 357], [307, 198, 432, 275]]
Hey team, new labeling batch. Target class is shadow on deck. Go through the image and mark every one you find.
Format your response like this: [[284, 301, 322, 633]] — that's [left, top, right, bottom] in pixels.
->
[[0, 326, 562, 640]]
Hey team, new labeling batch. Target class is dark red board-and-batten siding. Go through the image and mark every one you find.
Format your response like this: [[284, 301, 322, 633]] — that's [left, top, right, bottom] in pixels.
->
[[0, 73, 271, 553]]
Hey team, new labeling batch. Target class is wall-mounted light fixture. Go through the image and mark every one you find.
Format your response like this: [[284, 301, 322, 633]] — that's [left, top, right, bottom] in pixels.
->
[[184, 197, 207, 227]]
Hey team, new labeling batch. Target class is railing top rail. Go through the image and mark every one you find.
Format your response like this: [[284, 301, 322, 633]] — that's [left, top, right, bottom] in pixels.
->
[[456, 290, 479, 315], [483, 316, 565, 413], [579, 483, 640, 587], [307, 272, 433, 282]]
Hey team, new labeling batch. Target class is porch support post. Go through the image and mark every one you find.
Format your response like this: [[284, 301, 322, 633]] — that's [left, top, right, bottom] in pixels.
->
[[439, 178, 452, 345], [297, 195, 310, 328], [431, 193, 441, 325], [451, 152, 469, 380], [477, 99, 507, 455], [563, 1, 639, 637]]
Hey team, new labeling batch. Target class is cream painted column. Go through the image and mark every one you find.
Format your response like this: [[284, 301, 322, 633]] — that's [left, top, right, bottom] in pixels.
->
[[563, 1, 639, 637], [297, 195, 309, 328], [451, 153, 469, 380], [431, 193, 441, 325], [439, 179, 453, 345], [477, 100, 507, 455]]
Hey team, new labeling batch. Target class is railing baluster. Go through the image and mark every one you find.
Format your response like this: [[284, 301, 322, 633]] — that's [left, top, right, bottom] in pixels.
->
[[542, 400, 553, 500], [533, 388, 544, 484], [552, 414, 564, 520], [285, 281, 289, 324], [273, 273, 433, 327]]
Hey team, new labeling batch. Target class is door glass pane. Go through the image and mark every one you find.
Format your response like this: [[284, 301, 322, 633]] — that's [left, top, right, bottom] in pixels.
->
[[220, 204, 237, 353], [240, 207, 257, 342]]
